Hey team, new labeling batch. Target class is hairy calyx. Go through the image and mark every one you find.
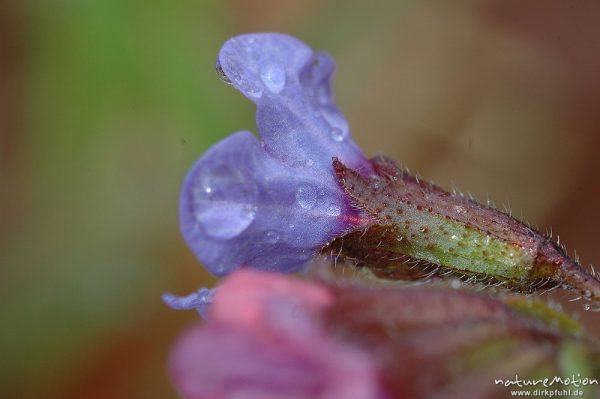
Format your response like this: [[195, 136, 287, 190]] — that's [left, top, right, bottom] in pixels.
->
[[324, 156, 600, 304]]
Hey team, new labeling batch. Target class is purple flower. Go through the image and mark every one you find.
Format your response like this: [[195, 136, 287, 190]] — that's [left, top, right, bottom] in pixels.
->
[[163, 32, 600, 399], [161, 288, 215, 319], [179, 33, 372, 277]]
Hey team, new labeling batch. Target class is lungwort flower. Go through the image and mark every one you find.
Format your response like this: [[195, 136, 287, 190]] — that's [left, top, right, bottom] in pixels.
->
[[163, 31, 600, 399], [180, 33, 372, 277], [164, 33, 600, 314]]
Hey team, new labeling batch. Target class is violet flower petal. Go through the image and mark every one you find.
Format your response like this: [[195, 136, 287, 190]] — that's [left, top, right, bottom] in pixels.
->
[[179, 130, 363, 276], [179, 33, 373, 277], [161, 288, 215, 319], [217, 33, 369, 172]]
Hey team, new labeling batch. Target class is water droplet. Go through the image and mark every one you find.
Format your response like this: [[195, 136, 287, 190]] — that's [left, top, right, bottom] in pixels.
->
[[244, 82, 263, 98], [224, 58, 243, 84], [260, 61, 286, 94], [451, 234, 459, 240], [195, 183, 214, 199], [295, 185, 317, 210], [227, 58, 262, 98], [326, 204, 342, 216], [191, 167, 258, 240], [450, 279, 462, 289], [195, 203, 257, 240], [583, 303, 591, 311], [306, 158, 315, 167], [320, 106, 349, 133], [296, 249, 312, 261], [330, 128, 345, 142], [263, 230, 280, 244]]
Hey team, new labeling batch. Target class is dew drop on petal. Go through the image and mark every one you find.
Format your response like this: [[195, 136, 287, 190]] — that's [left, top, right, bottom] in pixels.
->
[[228, 56, 262, 98], [195, 202, 257, 240], [330, 128, 345, 142], [194, 181, 214, 199], [296, 185, 317, 210], [450, 279, 462, 289], [223, 58, 243, 84], [260, 61, 286, 94], [191, 170, 258, 240], [326, 204, 342, 216], [319, 106, 348, 134], [245, 82, 263, 99], [263, 230, 280, 244]]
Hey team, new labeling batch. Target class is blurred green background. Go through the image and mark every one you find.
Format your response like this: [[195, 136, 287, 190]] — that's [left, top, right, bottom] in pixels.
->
[[1, 1, 599, 398]]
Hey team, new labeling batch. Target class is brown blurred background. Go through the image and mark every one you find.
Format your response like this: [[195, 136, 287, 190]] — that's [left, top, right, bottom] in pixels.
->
[[1, 1, 599, 398]]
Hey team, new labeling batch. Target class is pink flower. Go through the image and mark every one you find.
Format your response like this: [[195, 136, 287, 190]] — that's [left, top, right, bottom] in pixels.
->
[[167, 270, 600, 399], [168, 270, 385, 399]]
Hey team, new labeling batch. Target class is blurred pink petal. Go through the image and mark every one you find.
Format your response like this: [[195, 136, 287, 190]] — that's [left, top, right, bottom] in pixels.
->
[[169, 270, 383, 399], [168, 270, 600, 399], [210, 268, 333, 338]]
